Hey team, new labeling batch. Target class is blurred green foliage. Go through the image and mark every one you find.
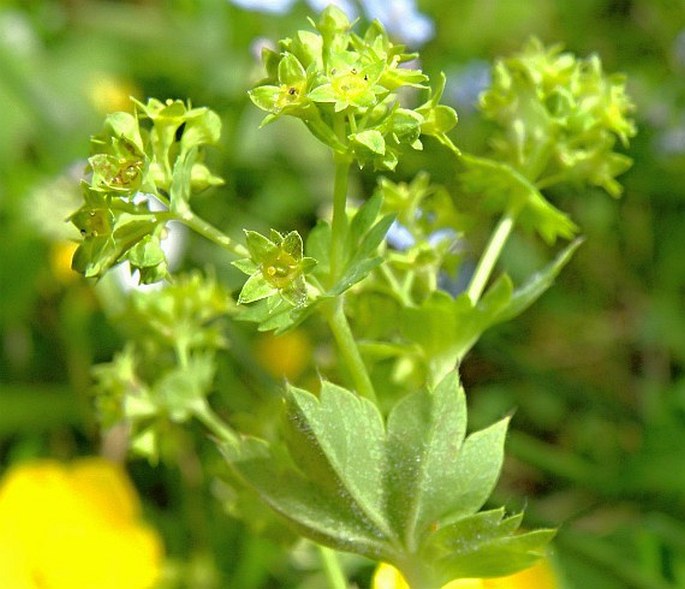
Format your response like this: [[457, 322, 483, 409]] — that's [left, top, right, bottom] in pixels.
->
[[1, 0, 685, 587]]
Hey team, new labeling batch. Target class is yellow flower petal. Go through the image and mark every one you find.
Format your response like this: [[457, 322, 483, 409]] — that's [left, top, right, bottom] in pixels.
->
[[50, 241, 80, 284], [482, 559, 558, 589], [372, 559, 559, 589], [0, 458, 163, 589], [373, 562, 408, 589]]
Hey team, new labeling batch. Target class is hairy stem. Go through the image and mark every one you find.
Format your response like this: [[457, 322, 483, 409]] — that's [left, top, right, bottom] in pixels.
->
[[330, 115, 351, 283], [325, 299, 378, 404], [330, 157, 350, 281], [323, 115, 377, 403]]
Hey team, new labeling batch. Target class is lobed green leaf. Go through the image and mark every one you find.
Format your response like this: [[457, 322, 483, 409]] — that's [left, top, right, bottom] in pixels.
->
[[222, 372, 552, 583]]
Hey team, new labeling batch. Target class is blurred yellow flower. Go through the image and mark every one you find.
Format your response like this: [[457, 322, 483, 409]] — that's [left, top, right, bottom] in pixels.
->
[[254, 329, 312, 380], [88, 74, 139, 114], [50, 241, 80, 284], [0, 458, 162, 589], [373, 559, 559, 589]]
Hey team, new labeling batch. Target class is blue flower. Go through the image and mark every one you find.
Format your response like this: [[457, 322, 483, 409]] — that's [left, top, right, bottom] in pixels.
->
[[386, 221, 474, 297], [229, 0, 296, 14], [445, 60, 491, 113], [306, 0, 359, 19], [230, 0, 355, 16], [387, 222, 460, 253], [360, 0, 435, 47], [228, 0, 435, 47], [386, 220, 417, 251], [427, 227, 457, 248]]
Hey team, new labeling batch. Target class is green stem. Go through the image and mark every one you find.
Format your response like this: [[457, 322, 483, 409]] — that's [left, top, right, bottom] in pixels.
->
[[176, 207, 249, 258], [380, 264, 413, 307], [535, 172, 567, 190], [466, 204, 520, 304], [194, 402, 238, 446], [330, 140, 351, 281], [435, 132, 461, 159], [465, 135, 556, 304], [317, 545, 348, 589], [323, 116, 376, 402], [325, 299, 378, 404]]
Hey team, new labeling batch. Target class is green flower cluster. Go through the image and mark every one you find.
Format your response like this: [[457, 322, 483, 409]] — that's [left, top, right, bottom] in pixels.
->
[[93, 271, 232, 460], [70, 99, 223, 282], [249, 5, 457, 170], [379, 173, 463, 301], [480, 37, 636, 195]]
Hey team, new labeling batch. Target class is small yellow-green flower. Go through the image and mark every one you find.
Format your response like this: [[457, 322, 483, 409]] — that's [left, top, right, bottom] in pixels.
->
[[373, 559, 559, 589], [233, 229, 317, 307], [249, 52, 312, 119], [0, 458, 163, 589], [309, 64, 385, 112]]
